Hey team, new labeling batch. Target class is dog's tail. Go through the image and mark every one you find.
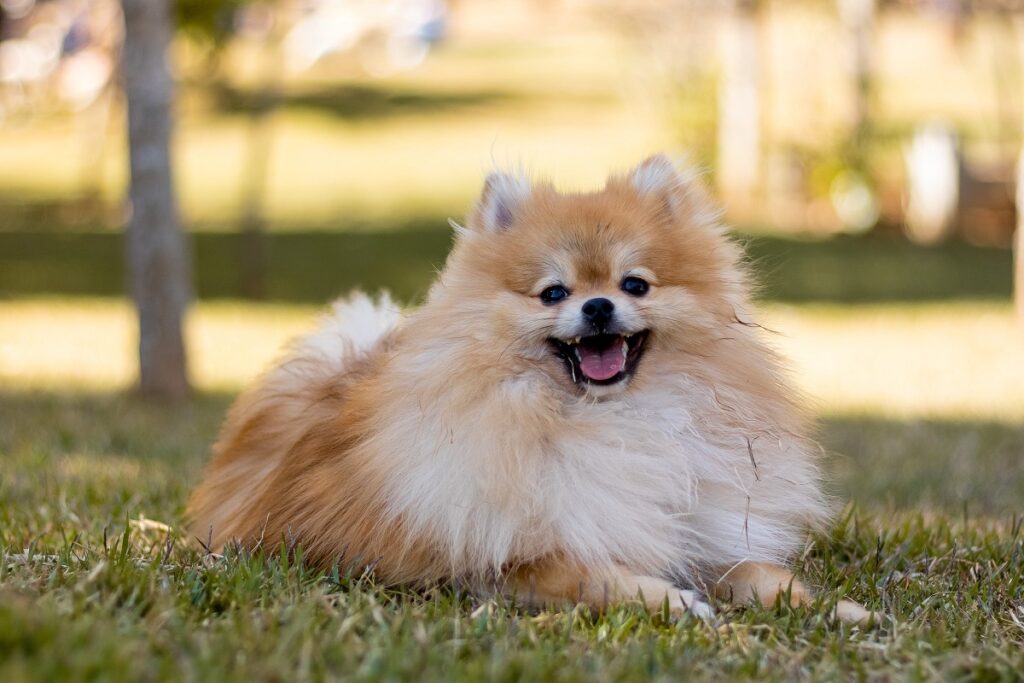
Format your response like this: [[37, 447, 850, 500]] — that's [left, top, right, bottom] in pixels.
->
[[186, 292, 402, 550], [285, 292, 403, 377], [241, 291, 403, 404]]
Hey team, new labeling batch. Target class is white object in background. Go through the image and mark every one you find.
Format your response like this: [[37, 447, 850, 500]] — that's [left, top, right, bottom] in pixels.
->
[[904, 123, 959, 245], [830, 170, 879, 234]]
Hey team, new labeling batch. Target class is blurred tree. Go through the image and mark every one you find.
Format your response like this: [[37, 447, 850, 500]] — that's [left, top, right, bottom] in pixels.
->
[[717, 0, 761, 214], [178, 0, 271, 298], [1017, 148, 1024, 323], [237, 2, 286, 300], [122, 0, 191, 401], [176, 0, 249, 53], [838, 0, 875, 167]]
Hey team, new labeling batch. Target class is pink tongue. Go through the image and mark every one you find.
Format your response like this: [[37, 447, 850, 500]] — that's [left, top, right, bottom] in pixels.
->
[[578, 337, 626, 381]]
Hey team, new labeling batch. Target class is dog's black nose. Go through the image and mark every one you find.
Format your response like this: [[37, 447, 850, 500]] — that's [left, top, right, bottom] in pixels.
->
[[581, 297, 615, 327]]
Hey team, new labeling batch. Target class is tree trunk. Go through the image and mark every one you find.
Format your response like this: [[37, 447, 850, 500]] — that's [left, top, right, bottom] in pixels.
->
[[1016, 145, 1024, 324], [838, 0, 875, 165], [122, 0, 191, 401], [1015, 19, 1024, 325], [1017, 221, 1024, 325], [717, 0, 761, 215], [238, 7, 286, 300]]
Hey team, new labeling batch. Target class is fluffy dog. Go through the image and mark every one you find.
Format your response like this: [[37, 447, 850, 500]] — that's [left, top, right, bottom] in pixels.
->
[[188, 156, 871, 623]]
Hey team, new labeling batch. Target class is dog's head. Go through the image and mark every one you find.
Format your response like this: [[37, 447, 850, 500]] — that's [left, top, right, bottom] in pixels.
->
[[438, 155, 748, 398]]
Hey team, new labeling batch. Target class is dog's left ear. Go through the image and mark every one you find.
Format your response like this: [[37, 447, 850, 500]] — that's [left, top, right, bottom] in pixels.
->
[[629, 155, 680, 194], [627, 154, 686, 212], [625, 154, 718, 228], [471, 170, 532, 233]]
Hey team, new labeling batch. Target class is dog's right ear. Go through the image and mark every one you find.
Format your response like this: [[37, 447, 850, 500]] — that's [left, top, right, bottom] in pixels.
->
[[469, 171, 532, 233]]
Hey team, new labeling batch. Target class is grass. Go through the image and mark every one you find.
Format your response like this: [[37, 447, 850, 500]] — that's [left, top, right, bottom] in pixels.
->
[[2, 298, 1024, 681], [1, 391, 1023, 681], [3, 11, 1023, 680], [0, 28, 660, 227], [3, 274, 1023, 678]]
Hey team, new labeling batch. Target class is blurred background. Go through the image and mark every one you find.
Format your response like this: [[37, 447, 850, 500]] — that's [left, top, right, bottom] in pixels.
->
[[1, 0, 1022, 516]]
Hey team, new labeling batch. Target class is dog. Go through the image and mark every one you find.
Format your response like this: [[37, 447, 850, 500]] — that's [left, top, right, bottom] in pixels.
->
[[187, 155, 872, 624]]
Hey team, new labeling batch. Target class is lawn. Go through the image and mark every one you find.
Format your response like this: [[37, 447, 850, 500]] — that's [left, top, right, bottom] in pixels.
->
[[3, 10, 1024, 680], [0, 24, 661, 229], [2, 291, 1023, 680], [1, 214, 1022, 683]]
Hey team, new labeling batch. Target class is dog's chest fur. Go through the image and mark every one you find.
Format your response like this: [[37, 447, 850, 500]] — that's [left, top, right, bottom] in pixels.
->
[[372, 367, 808, 579]]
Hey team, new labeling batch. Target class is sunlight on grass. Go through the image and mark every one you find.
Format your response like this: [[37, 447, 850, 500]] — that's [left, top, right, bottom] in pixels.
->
[[0, 32, 663, 228], [0, 106, 664, 227], [0, 299, 316, 393], [1, 298, 1021, 420], [763, 303, 1024, 420]]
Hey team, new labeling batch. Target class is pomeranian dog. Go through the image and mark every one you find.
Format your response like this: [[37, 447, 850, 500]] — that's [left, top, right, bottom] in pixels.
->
[[188, 155, 872, 623]]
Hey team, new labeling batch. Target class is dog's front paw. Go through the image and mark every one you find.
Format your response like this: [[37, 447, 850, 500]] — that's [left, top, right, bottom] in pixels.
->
[[834, 598, 882, 627], [670, 589, 715, 621]]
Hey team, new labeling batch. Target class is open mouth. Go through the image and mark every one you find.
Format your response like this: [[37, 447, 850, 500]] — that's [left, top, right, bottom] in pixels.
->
[[549, 331, 649, 387]]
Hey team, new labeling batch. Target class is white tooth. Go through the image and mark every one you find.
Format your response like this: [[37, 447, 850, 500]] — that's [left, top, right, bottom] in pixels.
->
[[573, 336, 581, 344], [574, 347, 582, 362], [621, 340, 629, 360]]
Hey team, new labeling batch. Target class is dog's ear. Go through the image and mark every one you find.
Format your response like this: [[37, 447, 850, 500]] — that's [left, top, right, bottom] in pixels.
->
[[629, 154, 681, 197], [627, 154, 691, 217], [625, 154, 717, 227], [471, 171, 532, 233]]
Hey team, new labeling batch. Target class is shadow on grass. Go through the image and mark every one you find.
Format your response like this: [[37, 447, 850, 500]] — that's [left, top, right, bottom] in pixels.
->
[[0, 222, 1013, 304], [0, 224, 451, 304], [2, 389, 1022, 517], [740, 233, 1011, 304], [820, 415, 1024, 516], [210, 81, 516, 121]]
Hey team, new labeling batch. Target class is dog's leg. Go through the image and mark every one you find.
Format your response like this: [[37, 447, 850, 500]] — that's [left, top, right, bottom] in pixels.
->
[[497, 558, 714, 620], [712, 561, 876, 625]]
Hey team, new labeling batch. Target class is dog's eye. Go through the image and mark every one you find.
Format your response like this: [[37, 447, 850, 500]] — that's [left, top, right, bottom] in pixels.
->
[[621, 276, 649, 297], [539, 285, 570, 304]]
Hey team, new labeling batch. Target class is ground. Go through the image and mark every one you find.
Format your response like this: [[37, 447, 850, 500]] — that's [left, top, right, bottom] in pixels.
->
[[2, 13, 1024, 681], [2, 290, 1023, 681]]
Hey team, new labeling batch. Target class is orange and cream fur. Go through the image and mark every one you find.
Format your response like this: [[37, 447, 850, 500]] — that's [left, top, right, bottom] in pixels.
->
[[188, 156, 872, 623]]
